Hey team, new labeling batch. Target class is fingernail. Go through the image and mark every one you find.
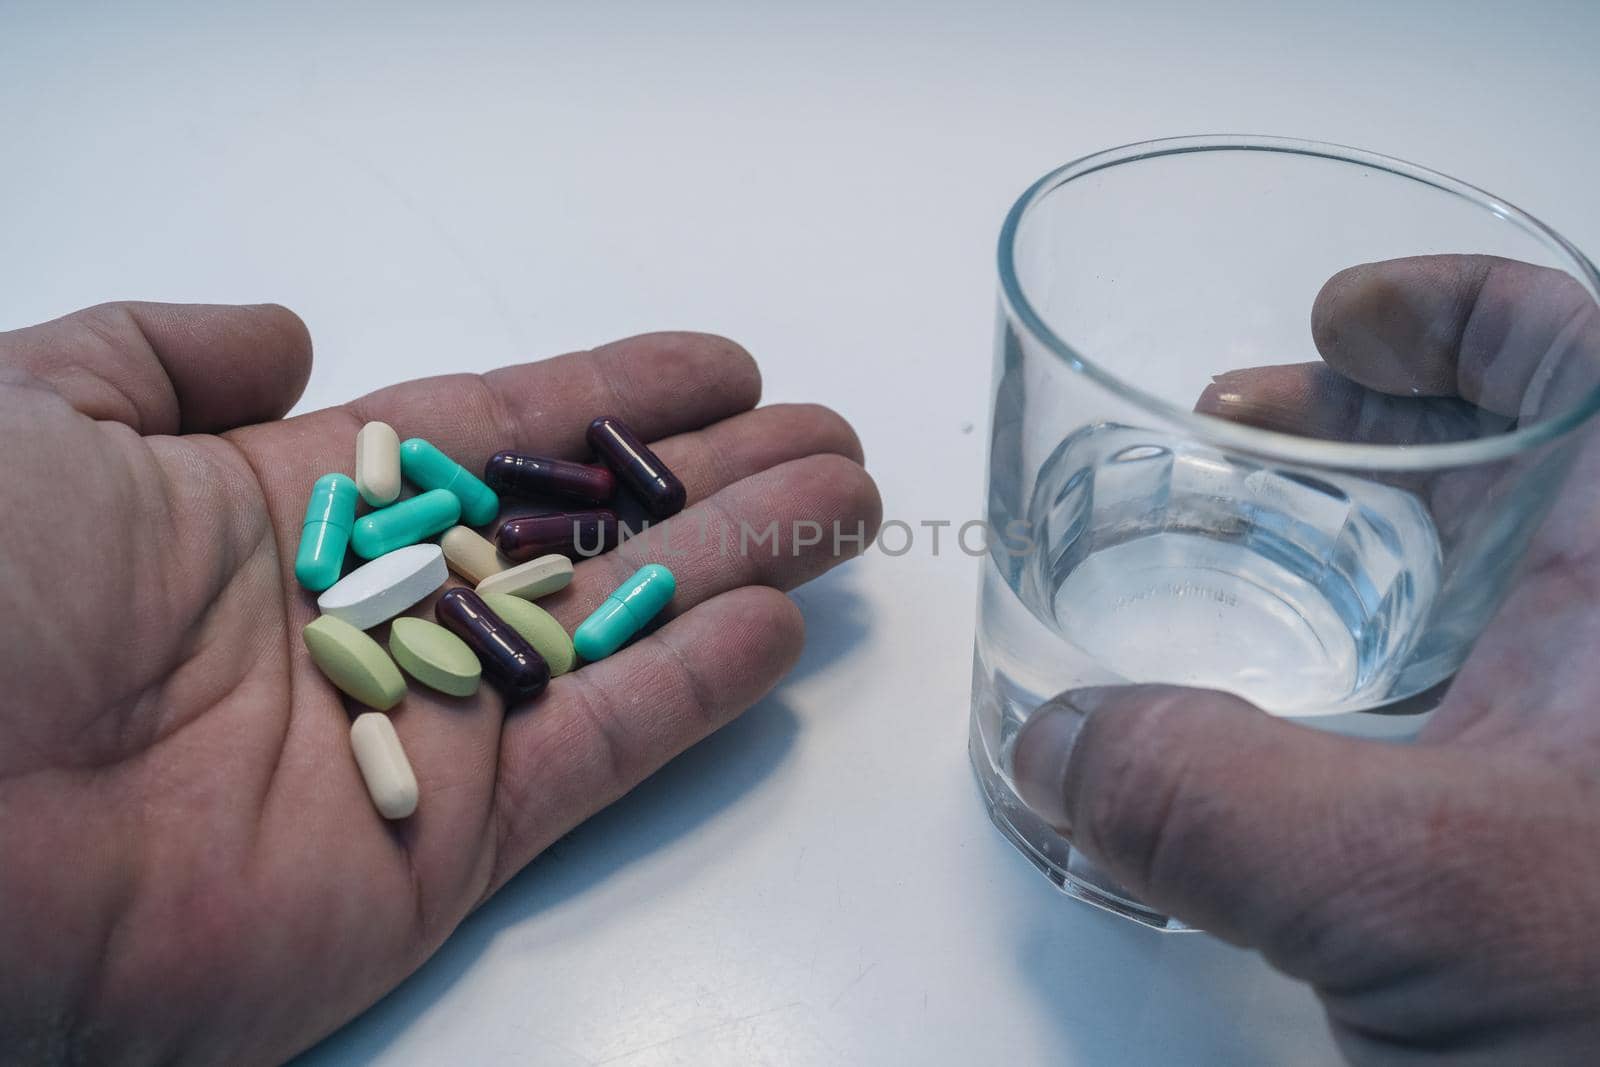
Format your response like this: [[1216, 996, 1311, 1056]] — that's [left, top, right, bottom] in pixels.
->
[[1012, 692, 1096, 833], [1195, 378, 1245, 417]]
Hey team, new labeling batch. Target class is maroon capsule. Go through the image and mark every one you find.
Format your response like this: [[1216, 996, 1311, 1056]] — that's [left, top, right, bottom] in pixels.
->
[[484, 451, 616, 506], [435, 588, 549, 703], [587, 416, 687, 520], [497, 509, 621, 562]]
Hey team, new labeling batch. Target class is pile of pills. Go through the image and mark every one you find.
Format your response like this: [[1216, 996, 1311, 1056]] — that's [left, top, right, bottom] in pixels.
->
[[294, 416, 685, 820]]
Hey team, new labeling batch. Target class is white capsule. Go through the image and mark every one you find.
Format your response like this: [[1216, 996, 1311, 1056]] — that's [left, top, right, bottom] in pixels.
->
[[475, 553, 574, 601], [317, 543, 447, 629], [355, 421, 402, 507], [440, 525, 505, 584], [350, 712, 418, 819]]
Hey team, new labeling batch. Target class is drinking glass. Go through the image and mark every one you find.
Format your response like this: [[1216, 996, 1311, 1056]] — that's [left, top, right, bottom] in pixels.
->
[[970, 135, 1600, 929]]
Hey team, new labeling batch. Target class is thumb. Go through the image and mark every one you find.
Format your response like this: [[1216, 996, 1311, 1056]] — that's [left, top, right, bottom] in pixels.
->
[[1011, 684, 1419, 947], [0, 301, 312, 434]]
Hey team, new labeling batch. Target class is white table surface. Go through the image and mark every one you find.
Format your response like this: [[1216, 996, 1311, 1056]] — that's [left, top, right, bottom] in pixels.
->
[[5, 2, 1598, 1063]]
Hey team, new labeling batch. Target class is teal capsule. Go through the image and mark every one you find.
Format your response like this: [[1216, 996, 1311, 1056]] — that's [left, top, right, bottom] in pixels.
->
[[573, 564, 677, 661], [350, 488, 461, 560], [399, 438, 499, 527], [295, 473, 358, 592]]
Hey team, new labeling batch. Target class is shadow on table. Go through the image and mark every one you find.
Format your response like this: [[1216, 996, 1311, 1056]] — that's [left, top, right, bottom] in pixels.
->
[[297, 569, 873, 1064], [785, 568, 871, 683], [1006, 862, 1337, 1064]]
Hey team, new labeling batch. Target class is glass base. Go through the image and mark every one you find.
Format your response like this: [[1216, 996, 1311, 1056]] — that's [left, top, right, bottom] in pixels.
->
[[968, 723, 1193, 932]]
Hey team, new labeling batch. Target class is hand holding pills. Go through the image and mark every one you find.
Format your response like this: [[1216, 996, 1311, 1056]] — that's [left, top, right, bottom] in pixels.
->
[[0, 301, 880, 1064]]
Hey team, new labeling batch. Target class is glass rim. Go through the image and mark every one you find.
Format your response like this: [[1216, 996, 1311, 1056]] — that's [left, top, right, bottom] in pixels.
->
[[997, 134, 1600, 471]]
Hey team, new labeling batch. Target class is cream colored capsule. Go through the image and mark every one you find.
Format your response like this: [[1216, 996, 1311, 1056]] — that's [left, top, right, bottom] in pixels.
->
[[355, 421, 402, 506], [440, 525, 505, 584], [475, 553, 574, 601], [350, 712, 418, 819]]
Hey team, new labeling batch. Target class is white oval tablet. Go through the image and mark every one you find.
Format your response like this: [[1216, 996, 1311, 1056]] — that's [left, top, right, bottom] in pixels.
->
[[355, 421, 402, 506], [317, 543, 448, 629], [475, 553, 574, 601], [350, 712, 418, 819]]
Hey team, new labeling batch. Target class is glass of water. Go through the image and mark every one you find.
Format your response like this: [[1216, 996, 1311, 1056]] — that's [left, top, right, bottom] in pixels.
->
[[970, 135, 1600, 929]]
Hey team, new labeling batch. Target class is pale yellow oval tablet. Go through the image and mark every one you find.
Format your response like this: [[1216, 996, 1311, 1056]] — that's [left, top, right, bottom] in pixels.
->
[[389, 617, 481, 697], [350, 712, 418, 819], [440, 525, 505, 584], [303, 615, 406, 709], [355, 421, 402, 507], [475, 553, 574, 601], [483, 593, 576, 675]]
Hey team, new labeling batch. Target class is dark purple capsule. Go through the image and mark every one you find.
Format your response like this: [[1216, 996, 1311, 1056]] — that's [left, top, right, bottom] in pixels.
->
[[484, 451, 616, 506], [587, 416, 687, 520], [497, 509, 621, 562], [435, 588, 549, 703]]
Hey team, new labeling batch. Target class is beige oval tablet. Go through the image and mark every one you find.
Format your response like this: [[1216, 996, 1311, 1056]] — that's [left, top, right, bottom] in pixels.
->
[[355, 421, 402, 507], [441, 525, 505, 584], [303, 616, 406, 710], [389, 617, 481, 697], [350, 712, 418, 819], [475, 553, 574, 601], [483, 593, 576, 675]]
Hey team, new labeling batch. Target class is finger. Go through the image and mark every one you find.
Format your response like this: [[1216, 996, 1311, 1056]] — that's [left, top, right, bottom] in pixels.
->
[[1196, 362, 1508, 445], [484, 584, 805, 894], [1310, 255, 1600, 418], [537, 452, 882, 631], [238, 384, 866, 615], [1014, 685, 1600, 1048], [0, 301, 312, 434], [646, 402, 865, 506], [342, 331, 761, 472], [229, 331, 763, 597], [1011, 685, 1423, 951], [489, 402, 866, 522], [1306, 258, 1600, 749]]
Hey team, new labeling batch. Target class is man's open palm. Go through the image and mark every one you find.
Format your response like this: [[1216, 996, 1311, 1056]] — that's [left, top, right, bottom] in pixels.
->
[[0, 302, 882, 1065]]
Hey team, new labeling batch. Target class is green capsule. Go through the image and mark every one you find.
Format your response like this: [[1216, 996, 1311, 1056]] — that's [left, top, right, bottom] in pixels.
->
[[295, 473, 358, 591], [572, 564, 676, 661], [350, 488, 461, 559], [399, 438, 499, 527]]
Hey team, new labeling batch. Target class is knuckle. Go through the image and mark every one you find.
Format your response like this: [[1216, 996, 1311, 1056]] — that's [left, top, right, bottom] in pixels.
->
[[76, 302, 145, 354]]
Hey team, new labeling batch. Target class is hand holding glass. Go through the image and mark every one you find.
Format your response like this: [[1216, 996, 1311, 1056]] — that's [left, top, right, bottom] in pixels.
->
[[970, 137, 1600, 928]]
